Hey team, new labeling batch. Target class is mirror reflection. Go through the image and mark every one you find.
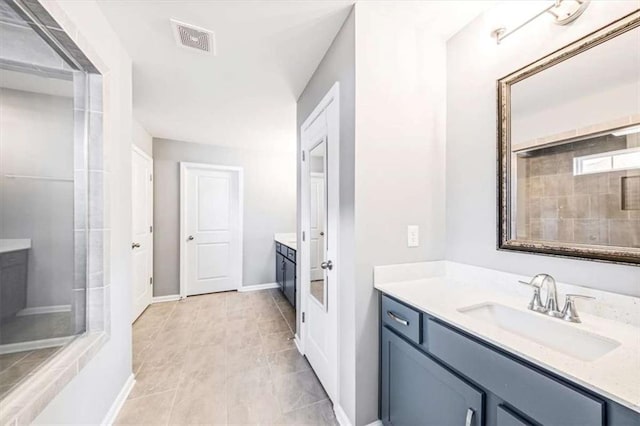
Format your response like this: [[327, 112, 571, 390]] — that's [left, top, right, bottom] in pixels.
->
[[309, 140, 327, 308], [500, 22, 640, 261]]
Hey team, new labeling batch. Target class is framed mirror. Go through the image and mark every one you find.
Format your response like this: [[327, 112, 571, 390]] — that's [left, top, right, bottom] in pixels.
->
[[498, 10, 640, 265]]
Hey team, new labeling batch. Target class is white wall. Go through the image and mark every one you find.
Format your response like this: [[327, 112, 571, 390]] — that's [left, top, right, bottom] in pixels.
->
[[353, 3, 447, 424], [34, 0, 133, 423], [446, 2, 640, 297], [152, 138, 296, 296], [132, 118, 152, 157], [511, 26, 640, 145], [0, 88, 74, 309]]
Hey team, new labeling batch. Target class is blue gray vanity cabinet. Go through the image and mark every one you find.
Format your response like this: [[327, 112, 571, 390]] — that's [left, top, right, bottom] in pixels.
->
[[276, 243, 286, 292], [275, 242, 295, 307], [0, 249, 28, 319], [379, 294, 639, 426], [381, 327, 484, 426]]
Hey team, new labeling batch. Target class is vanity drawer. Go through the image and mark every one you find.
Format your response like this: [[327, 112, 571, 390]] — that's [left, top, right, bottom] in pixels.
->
[[286, 247, 296, 262], [426, 319, 604, 426], [275, 242, 283, 254], [1, 250, 27, 268], [381, 295, 421, 344]]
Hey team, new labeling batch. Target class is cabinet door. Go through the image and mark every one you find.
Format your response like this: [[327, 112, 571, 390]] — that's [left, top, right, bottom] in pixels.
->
[[283, 258, 295, 307], [276, 252, 285, 289], [381, 327, 483, 426]]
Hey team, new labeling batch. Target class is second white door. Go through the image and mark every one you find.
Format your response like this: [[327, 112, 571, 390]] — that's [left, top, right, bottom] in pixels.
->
[[181, 163, 243, 297], [131, 146, 153, 321], [300, 83, 339, 403]]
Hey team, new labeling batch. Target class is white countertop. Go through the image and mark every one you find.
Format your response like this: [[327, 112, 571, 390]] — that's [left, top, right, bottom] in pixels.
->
[[0, 239, 31, 254], [274, 233, 296, 251], [374, 262, 640, 413]]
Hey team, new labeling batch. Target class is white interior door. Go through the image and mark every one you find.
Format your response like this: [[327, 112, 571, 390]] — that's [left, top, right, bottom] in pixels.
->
[[131, 147, 153, 321], [181, 163, 243, 297], [301, 83, 339, 403], [309, 173, 325, 282]]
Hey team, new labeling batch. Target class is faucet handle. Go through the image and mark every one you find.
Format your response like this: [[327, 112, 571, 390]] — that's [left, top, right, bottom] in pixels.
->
[[518, 280, 545, 312], [561, 294, 595, 323]]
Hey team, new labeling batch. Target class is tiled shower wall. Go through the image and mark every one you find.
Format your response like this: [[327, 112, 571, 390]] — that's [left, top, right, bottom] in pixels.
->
[[517, 133, 640, 247]]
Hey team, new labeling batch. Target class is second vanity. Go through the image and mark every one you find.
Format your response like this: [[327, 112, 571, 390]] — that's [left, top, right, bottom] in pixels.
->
[[375, 262, 640, 426]]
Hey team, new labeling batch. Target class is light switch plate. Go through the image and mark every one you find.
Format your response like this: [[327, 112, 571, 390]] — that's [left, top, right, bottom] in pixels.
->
[[407, 225, 419, 247]]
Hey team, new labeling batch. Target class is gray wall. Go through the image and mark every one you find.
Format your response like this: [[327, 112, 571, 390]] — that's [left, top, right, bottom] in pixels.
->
[[352, 3, 448, 424], [152, 138, 296, 296], [296, 7, 356, 423], [0, 88, 74, 308], [132, 119, 152, 157], [446, 1, 640, 297]]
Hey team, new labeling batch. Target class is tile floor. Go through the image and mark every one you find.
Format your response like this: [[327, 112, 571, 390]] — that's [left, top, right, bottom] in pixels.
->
[[0, 346, 62, 400], [116, 289, 337, 425]]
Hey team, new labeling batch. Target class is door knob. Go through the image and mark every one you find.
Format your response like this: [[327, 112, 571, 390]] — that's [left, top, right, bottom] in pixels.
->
[[320, 232, 325, 236], [187, 235, 194, 241], [320, 260, 333, 270], [131, 242, 140, 249]]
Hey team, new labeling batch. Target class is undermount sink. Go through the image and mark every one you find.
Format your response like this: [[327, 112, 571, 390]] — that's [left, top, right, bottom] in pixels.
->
[[457, 302, 620, 362]]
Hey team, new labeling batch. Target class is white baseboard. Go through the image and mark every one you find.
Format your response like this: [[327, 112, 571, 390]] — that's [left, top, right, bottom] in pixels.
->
[[0, 336, 74, 355], [294, 335, 304, 355], [152, 294, 181, 304], [333, 404, 381, 426], [334, 404, 352, 426], [102, 373, 135, 425], [238, 282, 279, 292], [16, 304, 71, 316]]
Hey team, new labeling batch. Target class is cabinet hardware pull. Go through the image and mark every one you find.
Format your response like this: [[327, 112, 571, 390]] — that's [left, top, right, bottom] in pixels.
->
[[387, 311, 409, 326], [465, 408, 475, 426]]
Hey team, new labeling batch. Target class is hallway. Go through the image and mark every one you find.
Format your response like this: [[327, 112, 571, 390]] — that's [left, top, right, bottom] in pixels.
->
[[117, 289, 336, 425]]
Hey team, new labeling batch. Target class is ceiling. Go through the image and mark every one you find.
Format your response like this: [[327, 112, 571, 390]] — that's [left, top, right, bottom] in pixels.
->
[[98, 1, 497, 150]]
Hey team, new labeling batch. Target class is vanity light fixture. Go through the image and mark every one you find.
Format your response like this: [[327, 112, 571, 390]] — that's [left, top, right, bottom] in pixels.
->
[[491, 0, 590, 44]]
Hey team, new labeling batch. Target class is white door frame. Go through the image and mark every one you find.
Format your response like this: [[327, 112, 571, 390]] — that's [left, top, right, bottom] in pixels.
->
[[131, 145, 153, 321], [299, 82, 340, 403], [179, 162, 244, 299]]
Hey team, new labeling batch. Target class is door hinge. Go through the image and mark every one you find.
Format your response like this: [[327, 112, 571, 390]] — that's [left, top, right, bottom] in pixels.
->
[[302, 231, 306, 242], [150, 225, 153, 233], [302, 151, 305, 161], [150, 174, 153, 181], [302, 312, 305, 323], [150, 277, 153, 285]]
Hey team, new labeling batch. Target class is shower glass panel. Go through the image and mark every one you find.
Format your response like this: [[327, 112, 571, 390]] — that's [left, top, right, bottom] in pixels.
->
[[0, 0, 87, 400]]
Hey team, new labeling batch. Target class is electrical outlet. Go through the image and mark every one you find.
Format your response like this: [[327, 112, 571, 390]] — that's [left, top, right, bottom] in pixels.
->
[[407, 225, 419, 247]]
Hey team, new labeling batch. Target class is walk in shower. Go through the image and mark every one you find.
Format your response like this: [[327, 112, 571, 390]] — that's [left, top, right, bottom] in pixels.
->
[[0, 0, 94, 400]]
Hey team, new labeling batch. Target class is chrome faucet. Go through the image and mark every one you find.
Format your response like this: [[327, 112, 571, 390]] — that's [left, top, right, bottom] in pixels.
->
[[519, 274, 593, 323]]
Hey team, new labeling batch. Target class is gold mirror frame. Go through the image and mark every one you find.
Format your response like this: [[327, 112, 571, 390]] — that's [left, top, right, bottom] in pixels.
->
[[497, 10, 640, 265]]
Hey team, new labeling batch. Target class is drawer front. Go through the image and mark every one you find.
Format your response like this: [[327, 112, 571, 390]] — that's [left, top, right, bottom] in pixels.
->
[[426, 319, 604, 426], [286, 247, 296, 262], [497, 405, 533, 426], [275, 242, 283, 254], [381, 295, 421, 344], [1, 250, 28, 268]]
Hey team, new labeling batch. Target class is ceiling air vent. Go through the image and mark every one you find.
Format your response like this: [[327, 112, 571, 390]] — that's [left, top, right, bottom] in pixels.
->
[[170, 19, 216, 55]]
